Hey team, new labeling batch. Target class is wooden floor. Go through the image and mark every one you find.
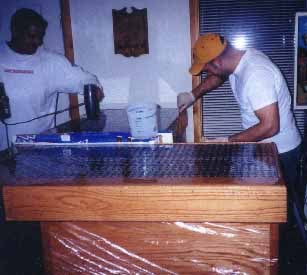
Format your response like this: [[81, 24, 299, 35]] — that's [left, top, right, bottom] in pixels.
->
[[0, 221, 305, 275]]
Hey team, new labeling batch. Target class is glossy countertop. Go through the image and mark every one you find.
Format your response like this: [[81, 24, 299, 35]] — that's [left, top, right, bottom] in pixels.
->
[[0, 143, 281, 185], [1, 142, 287, 223]]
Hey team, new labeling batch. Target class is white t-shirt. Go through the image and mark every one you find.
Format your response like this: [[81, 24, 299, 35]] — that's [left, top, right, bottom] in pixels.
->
[[0, 42, 102, 151], [229, 48, 301, 153]]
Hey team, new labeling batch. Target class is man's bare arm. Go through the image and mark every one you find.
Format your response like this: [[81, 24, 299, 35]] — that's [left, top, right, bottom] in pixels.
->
[[191, 74, 226, 99], [177, 74, 226, 113], [228, 102, 280, 142]]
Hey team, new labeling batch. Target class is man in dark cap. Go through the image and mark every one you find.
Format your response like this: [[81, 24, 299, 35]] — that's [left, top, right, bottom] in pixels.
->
[[0, 8, 104, 153]]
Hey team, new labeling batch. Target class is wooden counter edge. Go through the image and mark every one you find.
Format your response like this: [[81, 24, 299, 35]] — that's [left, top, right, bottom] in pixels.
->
[[3, 184, 287, 223]]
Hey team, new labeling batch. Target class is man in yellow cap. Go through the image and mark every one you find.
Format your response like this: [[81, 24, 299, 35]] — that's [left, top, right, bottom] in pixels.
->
[[177, 32, 302, 206]]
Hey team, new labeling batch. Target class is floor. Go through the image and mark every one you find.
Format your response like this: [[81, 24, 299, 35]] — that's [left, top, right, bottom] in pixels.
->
[[0, 220, 305, 275], [279, 223, 307, 275], [0, 221, 43, 275]]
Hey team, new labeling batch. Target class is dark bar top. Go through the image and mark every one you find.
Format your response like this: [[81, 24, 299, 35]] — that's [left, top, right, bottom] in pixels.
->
[[0, 143, 281, 186]]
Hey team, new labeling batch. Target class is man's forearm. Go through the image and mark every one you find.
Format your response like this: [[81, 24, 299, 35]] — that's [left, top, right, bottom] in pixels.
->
[[191, 75, 225, 99], [228, 122, 278, 142], [229, 103, 280, 142]]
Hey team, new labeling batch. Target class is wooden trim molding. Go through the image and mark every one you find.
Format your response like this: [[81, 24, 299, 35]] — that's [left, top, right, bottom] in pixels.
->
[[4, 183, 286, 222], [60, 0, 80, 121], [189, 0, 202, 142]]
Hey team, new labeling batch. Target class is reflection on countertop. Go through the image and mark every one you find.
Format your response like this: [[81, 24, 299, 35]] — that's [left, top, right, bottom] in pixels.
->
[[0, 143, 281, 186], [46, 108, 180, 135]]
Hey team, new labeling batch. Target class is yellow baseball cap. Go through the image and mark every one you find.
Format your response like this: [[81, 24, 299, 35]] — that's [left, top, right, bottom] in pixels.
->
[[189, 33, 227, 75]]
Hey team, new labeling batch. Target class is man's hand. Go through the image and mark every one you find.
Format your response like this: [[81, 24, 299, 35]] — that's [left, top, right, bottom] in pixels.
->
[[204, 136, 229, 142], [95, 87, 104, 102], [177, 92, 195, 112]]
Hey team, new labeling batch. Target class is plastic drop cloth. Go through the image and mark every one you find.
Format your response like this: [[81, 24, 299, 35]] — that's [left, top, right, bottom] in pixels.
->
[[41, 221, 278, 275]]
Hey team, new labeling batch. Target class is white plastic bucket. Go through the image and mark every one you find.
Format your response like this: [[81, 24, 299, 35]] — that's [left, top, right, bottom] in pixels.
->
[[127, 103, 158, 139]]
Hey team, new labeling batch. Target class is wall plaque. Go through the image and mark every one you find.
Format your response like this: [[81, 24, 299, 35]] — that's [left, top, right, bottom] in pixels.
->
[[112, 7, 149, 57]]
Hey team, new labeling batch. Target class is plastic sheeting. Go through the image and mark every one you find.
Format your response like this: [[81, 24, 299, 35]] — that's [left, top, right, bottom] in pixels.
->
[[41, 221, 278, 275]]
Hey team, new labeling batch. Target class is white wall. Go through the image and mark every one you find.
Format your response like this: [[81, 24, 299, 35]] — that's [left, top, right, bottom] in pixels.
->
[[70, 0, 194, 141], [71, 0, 192, 107]]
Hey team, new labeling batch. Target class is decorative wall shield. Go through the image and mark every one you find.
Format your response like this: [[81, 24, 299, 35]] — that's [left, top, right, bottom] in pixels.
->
[[112, 7, 149, 57]]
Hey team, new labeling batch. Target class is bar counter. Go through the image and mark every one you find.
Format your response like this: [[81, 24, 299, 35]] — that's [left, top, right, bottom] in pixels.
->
[[0, 142, 286, 274]]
